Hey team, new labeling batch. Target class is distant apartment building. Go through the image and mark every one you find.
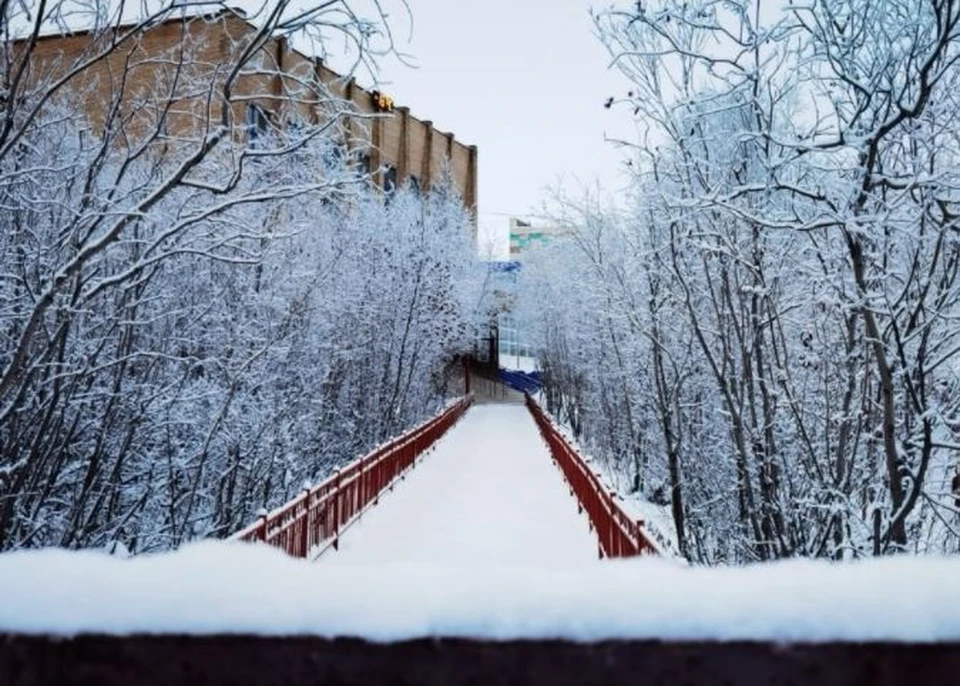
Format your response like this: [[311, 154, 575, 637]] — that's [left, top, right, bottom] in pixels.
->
[[16, 7, 477, 233], [509, 217, 566, 256], [499, 217, 570, 366], [485, 261, 534, 370]]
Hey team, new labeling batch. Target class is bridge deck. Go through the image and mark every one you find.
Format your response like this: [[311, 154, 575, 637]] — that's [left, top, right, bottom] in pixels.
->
[[322, 403, 598, 566]]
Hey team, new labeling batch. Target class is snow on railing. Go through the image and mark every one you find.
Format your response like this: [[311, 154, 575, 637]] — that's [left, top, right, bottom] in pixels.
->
[[525, 394, 663, 559], [232, 395, 474, 557]]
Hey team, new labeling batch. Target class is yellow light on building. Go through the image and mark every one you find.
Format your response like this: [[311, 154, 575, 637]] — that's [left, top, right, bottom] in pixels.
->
[[372, 91, 394, 113]]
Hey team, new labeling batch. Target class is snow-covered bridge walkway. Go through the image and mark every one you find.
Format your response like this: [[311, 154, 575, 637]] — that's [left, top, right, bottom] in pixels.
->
[[322, 403, 599, 566]]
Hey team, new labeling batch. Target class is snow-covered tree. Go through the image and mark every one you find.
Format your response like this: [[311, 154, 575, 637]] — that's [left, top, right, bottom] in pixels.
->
[[0, 0, 481, 553], [519, 0, 960, 562]]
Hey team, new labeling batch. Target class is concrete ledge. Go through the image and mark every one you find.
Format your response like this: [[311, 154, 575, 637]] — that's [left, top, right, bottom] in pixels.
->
[[3, 635, 959, 686]]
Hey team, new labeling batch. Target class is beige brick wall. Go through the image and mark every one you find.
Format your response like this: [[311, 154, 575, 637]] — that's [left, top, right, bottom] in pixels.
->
[[17, 9, 477, 231]]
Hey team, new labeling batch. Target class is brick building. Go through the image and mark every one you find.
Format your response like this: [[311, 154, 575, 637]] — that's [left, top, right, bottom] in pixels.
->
[[16, 7, 477, 230]]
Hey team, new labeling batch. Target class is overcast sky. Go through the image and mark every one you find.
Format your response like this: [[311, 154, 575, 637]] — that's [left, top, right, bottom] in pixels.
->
[[362, 0, 638, 256]]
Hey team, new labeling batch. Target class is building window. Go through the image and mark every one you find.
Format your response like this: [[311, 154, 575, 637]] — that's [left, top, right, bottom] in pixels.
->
[[246, 104, 269, 144], [383, 165, 398, 194]]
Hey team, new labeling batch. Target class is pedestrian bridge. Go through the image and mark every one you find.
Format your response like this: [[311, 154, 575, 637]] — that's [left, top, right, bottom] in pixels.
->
[[232, 390, 665, 563]]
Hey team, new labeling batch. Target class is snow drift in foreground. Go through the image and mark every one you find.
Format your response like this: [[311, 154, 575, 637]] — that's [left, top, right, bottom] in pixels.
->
[[0, 543, 958, 642]]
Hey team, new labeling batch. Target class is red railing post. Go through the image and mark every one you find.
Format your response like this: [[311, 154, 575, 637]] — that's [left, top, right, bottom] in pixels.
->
[[300, 488, 311, 558], [609, 491, 619, 558], [332, 469, 342, 551], [258, 511, 268, 543], [356, 457, 369, 512]]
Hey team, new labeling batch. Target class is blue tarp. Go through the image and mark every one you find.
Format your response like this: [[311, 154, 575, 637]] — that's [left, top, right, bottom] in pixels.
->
[[499, 369, 541, 394]]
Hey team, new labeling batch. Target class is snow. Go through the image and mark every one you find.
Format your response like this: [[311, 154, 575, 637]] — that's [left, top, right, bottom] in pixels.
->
[[322, 403, 599, 566], [501, 355, 539, 373], [0, 542, 958, 642], [0, 403, 958, 643], [617, 496, 683, 560]]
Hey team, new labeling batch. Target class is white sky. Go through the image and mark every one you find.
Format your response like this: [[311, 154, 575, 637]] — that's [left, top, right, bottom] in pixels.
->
[[363, 0, 638, 257]]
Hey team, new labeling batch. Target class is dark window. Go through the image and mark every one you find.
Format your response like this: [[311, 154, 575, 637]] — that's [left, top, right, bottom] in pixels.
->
[[246, 104, 269, 144], [383, 165, 398, 194]]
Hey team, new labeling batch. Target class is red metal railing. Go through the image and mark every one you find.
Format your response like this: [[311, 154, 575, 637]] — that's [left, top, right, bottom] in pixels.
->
[[232, 396, 473, 557], [525, 394, 659, 558]]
